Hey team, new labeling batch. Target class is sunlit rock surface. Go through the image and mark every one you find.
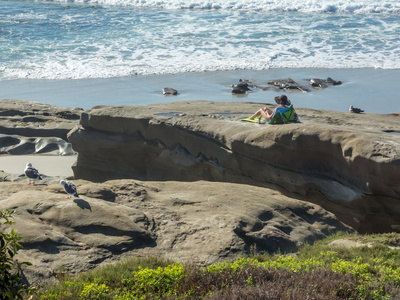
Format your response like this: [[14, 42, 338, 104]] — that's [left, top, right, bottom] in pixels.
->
[[68, 101, 400, 233]]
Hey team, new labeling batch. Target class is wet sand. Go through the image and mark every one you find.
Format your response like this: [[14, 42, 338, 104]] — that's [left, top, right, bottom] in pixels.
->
[[0, 155, 76, 177], [0, 68, 399, 113]]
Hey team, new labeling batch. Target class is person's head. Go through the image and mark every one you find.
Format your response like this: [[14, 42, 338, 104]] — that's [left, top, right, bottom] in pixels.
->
[[274, 94, 291, 106]]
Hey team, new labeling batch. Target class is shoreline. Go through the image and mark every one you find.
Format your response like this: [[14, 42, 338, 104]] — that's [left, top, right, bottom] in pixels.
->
[[0, 155, 76, 178], [0, 68, 399, 114]]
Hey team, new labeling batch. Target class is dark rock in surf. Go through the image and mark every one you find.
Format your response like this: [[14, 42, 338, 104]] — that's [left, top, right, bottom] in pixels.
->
[[268, 78, 309, 92], [327, 77, 342, 85], [309, 77, 342, 89], [231, 81, 252, 94], [309, 78, 327, 88], [162, 88, 178, 96]]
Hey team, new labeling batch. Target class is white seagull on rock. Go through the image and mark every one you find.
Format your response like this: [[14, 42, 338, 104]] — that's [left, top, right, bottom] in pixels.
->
[[24, 163, 42, 185], [60, 180, 79, 198], [349, 105, 364, 113]]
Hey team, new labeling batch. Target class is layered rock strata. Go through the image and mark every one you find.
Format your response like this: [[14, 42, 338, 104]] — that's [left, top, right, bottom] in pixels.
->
[[0, 99, 83, 141], [68, 101, 400, 233], [0, 99, 83, 155]]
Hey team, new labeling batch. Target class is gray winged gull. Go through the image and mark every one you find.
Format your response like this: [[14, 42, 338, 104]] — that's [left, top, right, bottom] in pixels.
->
[[349, 105, 364, 113], [24, 162, 42, 184], [60, 180, 79, 198]]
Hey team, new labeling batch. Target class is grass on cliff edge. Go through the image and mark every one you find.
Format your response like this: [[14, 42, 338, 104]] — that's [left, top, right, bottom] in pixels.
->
[[31, 232, 400, 300]]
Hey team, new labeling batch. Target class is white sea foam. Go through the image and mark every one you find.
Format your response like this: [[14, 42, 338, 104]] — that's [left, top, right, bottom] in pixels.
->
[[3, 44, 398, 80], [1, 0, 399, 80], [33, 0, 400, 14]]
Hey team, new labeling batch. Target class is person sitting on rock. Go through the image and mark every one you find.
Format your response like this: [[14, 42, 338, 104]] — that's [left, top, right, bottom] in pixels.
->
[[249, 95, 292, 122]]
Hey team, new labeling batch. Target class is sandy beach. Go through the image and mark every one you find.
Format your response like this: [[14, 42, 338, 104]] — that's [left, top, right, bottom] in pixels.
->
[[0, 155, 76, 178], [0, 68, 399, 114]]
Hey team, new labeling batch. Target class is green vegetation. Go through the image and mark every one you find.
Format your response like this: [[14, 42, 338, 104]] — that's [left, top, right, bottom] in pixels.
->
[[2, 218, 400, 300], [30, 231, 400, 300], [0, 209, 32, 299]]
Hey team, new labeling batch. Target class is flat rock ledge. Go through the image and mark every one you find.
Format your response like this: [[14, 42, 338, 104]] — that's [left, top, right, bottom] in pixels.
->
[[0, 99, 83, 148], [0, 179, 351, 286], [68, 101, 400, 234]]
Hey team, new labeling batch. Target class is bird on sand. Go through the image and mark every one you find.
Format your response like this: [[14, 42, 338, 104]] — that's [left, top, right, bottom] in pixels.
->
[[24, 162, 42, 184], [60, 180, 79, 198], [349, 105, 364, 113]]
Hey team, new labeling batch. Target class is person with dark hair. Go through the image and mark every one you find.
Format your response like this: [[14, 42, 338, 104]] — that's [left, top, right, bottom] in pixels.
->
[[249, 95, 292, 122]]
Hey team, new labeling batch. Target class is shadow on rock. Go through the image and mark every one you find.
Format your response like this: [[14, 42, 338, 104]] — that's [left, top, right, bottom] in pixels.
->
[[30, 182, 48, 187], [73, 199, 91, 211]]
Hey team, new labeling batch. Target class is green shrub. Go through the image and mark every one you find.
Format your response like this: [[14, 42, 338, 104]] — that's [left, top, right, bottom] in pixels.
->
[[0, 209, 32, 299], [33, 232, 400, 299]]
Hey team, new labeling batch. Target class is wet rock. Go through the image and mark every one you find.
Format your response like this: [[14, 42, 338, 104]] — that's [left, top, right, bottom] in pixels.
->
[[162, 87, 178, 95], [231, 77, 341, 93], [309, 78, 327, 88], [231, 79, 271, 93], [231, 81, 252, 94], [268, 78, 309, 92], [327, 77, 342, 85], [309, 77, 342, 89]]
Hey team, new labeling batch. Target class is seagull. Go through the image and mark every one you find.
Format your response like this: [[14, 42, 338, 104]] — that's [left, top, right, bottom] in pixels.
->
[[60, 180, 79, 198], [24, 163, 42, 185], [349, 105, 364, 113]]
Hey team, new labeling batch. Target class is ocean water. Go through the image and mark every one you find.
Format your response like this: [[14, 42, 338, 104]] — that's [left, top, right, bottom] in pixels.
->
[[0, 0, 399, 112]]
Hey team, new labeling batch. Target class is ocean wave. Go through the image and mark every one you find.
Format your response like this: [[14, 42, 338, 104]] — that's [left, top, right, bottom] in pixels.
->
[[1, 53, 399, 81], [2, 0, 399, 81], [31, 0, 400, 14]]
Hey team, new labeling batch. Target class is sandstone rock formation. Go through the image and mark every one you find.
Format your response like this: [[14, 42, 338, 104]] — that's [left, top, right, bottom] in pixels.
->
[[0, 134, 75, 156], [1, 99, 398, 287], [0, 99, 83, 155], [68, 101, 400, 234], [0, 99, 83, 141], [0, 178, 351, 286]]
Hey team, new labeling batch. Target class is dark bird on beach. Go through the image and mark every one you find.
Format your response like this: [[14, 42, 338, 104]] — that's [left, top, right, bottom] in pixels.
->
[[60, 180, 79, 198], [349, 105, 364, 113], [24, 162, 42, 184]]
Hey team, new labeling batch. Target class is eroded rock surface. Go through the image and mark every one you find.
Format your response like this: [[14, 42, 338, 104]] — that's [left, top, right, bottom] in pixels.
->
[[68, 101, 400, 233], [1, 99, 399, 287], [0, 179, 351, 286], [0, 99, 83, 141], [0, 99, 83, 155], [0, 134, 75, 156]]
